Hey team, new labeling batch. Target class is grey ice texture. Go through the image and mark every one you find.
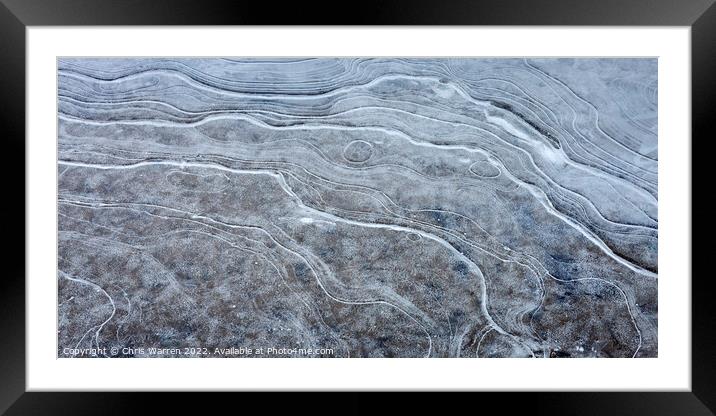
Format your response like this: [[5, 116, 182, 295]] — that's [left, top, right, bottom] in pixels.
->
[[58, 58, 658, 358]]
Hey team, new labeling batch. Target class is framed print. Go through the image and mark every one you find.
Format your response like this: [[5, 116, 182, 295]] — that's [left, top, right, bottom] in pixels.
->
[[2, 0, 713, 413]]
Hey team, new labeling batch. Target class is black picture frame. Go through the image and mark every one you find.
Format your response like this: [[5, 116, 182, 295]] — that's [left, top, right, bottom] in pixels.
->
[[2, 0, 712, 413]]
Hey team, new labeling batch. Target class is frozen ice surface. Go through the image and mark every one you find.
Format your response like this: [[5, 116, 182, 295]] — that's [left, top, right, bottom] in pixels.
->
[[57, 58, 657, 358]]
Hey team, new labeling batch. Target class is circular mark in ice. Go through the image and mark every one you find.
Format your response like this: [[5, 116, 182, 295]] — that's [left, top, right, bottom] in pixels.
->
[[343, 140, 373, 163], [407, 232, 421, 241], [468, 160, 500, 178]]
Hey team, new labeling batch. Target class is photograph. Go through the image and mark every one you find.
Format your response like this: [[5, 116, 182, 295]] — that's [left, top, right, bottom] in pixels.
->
[[57, 57, 658, 358]]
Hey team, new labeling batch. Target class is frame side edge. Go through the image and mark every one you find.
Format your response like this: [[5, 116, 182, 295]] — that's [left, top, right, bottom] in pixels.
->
[[0, 2, 27, 414], [691, 1, 716, 413]]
